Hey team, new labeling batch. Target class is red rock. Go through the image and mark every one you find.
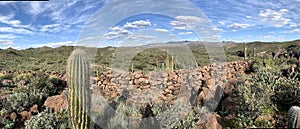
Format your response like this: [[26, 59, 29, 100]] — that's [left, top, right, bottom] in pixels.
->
[[30, 104, 39, 113], [19, 111, 32, 121], [43, 95, 68, 112], [196, 113, 223, 129]]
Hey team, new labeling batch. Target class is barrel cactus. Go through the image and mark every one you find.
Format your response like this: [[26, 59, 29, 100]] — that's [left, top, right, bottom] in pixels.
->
[[288, 106, 300, 128], [67, 49, 91, 129]]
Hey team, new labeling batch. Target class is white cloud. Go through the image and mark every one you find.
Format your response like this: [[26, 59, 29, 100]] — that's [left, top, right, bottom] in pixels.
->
[[256, 35, 284, 41], [32, 41, 74, 48], [0, 14, 23, 27], [128, 35, 156, 40], [259, 9, 291, 27], [155, 28, 169, 32], [178, 32, 193, 35], [40, 24, 60, 32], [218, 21, 227, 26], [232, 30, 237, 32], [105, 28, 133, 40], [0, 40, 13, 45], [282, 28, 300, 33], [246, 16, 252, 19], [0, 27, 33, 35], [123, 20, 151, 29], [105, 20, 152, 40], [228, 23, 253, 29], [175, 15, 204, 24], [0, 34, 18, 39], [212, 26, 224, 32], [289, 22, 300, 28], [170, 15, 207, 30]]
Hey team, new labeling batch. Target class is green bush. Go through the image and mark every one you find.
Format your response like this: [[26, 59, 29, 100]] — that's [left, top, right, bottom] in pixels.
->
[[233, 68, 279, 128], [273, 77, 300, 110], [7, 92, 31, 112], [0, 109, 14, 129], [12, 73, 33, 85], [25, 108, 58, 129]]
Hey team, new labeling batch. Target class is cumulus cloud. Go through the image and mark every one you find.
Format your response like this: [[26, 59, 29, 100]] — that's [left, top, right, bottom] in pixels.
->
[[259, 9, 291, 27], [178, 32, 193, 35], [170, 15, 207, 30], [105, 20, 152, 40], [289, 22, 300, 28], [218, 21, 227, 26], [212, 26, 224, 32], [155, 28, 169, 32], [228, 23, 253, 29], [282, 28, 300, 33], [123, 20, 151, 29]]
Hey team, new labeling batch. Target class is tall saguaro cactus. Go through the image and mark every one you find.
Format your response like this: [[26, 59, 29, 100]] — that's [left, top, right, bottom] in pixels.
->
[[288, 106, 300, 128], [243, 43, 247, 60], [67, 49, 91, 129]]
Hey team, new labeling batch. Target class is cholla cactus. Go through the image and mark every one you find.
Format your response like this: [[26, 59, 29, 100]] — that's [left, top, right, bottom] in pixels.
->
[[288, 106, 300, 128], [67, 49, 91, 129]]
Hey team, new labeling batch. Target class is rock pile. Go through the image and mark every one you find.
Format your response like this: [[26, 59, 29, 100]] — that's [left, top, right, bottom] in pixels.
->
[[96, 61, 252, 105]]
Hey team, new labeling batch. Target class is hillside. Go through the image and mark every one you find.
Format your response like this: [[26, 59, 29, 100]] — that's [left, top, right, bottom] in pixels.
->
[[0, 40, 300, 74]]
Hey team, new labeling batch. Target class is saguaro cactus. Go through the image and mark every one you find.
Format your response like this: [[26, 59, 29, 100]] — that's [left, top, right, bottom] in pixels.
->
[[67, 49, 91, 129], [243, 43, 247, 60], [288, 106, 300, 128]]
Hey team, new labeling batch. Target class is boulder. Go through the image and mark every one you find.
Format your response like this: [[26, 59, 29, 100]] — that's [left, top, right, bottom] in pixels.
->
[[19, 111, 32, 121], [196, 113, 223, 129], [43, 95, 68, 112], [30, 104, 39, 114]]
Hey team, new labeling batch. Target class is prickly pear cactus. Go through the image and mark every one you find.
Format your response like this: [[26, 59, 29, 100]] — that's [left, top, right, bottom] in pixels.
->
[[288, 106, 300, 128], [67, 49, 91, 129]]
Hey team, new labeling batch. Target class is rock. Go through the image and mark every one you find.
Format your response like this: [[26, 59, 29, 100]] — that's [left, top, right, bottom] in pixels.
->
[[220, 96, 239, 113], [196, 113, 223, 129], [19, 111, 32, 121], [18, 80, 28, 86], [2, 79, 13, 86], [30, 104, 39, 114], [10, 112, 17, 121], [255, 115, 275, 126], [44, 95, 68, 112]]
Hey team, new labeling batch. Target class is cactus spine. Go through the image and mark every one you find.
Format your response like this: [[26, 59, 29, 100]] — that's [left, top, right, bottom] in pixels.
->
[[67, 49, 91, 129], [288, 106, 300, 128]]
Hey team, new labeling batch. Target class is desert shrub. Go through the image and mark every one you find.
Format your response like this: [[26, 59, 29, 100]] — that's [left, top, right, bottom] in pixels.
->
[[233, 69, 279, 128], [0, 109, 14, 129], [273, 76, 300, 110], [7, 92, 31, 112], [5, 76, 60, 112], [25, 108, 58, 129], [12, 73, 33, 84], [0, 73, 13, 80], [26, 76, 58, 97], [55, 109, 70, 129], [48, 75, 60, 85]]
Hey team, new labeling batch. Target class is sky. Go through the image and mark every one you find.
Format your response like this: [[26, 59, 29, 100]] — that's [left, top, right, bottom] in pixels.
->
[[0, 0, 299, 49]]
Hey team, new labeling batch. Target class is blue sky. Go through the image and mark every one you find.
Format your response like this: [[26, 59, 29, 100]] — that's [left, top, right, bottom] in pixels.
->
[[0, 0, 299, 49]]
